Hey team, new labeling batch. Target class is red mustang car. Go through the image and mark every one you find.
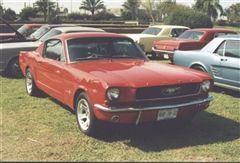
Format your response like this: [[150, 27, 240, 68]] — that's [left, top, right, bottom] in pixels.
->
[[19, 32, 213, 135], [152, 28, 237, 61]]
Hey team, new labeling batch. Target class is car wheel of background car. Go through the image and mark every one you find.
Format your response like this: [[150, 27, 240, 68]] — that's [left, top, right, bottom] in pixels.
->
[[25, 68, 40, 96], [7, 57, 23, 78], [76, 93, 97, 135], [192, 65, 207, 72]]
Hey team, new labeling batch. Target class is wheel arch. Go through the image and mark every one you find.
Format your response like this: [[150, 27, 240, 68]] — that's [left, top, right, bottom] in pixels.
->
[[6, 55, 19, 70], [73, 88, 86, 110], [189, 62, 208, 73]]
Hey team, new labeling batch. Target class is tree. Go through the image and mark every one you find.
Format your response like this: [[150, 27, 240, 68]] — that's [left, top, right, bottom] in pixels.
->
[[80, 0, 106, 16], [34, 0, 56, 22], [157, 0, 190, 21], [141, 0, 156, 23], [2, 8, 16, 21], [19, 7, 37, 20], [225, 3, 240, 23], [193, 0, 223, 21], [122, 0, 140, 20], [0, 4, 4, 17]]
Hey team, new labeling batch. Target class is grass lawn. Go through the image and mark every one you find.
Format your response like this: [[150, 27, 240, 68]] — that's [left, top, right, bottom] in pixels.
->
[[1, 62, 240, 161]]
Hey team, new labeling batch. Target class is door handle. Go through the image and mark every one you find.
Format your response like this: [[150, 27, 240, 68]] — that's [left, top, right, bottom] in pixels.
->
[[221, 58, 228, 61], [36, 59, 43, 63]]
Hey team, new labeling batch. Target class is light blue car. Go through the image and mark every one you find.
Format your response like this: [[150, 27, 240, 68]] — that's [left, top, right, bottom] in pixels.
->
[[173, 36, 240, 91]]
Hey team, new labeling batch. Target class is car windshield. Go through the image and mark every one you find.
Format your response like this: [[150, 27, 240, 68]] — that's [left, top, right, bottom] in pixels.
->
[[178, 31, 204, 40], [141, 27, 162, 36], [30, 26, 50, 40], [67, 37, 146, 62], [39, 29, 62, 42], [17, 25, 28, 34]]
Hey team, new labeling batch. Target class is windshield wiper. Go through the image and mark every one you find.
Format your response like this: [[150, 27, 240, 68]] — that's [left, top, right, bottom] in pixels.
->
[[111, 55, 142, 59], [75, 54, 109, 61]]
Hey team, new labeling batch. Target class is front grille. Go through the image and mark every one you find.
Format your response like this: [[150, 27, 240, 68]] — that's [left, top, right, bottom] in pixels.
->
[[136, 83, 200, 100]]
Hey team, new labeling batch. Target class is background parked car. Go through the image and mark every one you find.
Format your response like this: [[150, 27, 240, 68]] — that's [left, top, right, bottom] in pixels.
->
[[126, 25, 189, 57], [152, 28, 237, 61], [173, 36, 240, 91], [0, 17, 43, 42], [0, 26, 104, 77], [19, 32, 213, 135]]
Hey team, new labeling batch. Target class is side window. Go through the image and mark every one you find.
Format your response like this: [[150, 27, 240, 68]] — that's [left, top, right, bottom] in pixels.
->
[[224, 40, 240, 58], [44, 40, 65, 61], [171, 28, 187, 37], [215, 41, 225, 56]]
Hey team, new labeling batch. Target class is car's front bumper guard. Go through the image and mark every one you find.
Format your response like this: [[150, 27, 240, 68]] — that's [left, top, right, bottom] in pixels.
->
[[152, 47, 174, 54], [94, 95, 213, 113]]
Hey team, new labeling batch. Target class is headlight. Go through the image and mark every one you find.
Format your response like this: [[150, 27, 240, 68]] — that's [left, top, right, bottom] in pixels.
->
[[107, 88, 120, 101], [201, 80, 211, 92]]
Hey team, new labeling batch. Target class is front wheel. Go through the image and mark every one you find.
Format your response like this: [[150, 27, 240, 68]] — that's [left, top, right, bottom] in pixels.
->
[[76, 93, 97, 135], [7, 57, 23, 78]]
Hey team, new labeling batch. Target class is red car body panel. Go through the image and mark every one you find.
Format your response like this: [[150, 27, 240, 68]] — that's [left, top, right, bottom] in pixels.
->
[[153, 28, 237, 59], [19, 32, 213, 124]]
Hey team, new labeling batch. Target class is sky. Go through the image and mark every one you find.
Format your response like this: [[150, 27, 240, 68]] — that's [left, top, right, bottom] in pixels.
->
[[1, 0, 239, 14]]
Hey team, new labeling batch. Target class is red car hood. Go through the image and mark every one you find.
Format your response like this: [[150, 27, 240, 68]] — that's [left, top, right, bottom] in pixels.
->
[[70, 60, 210, 88], [154, 39, 199, 51]]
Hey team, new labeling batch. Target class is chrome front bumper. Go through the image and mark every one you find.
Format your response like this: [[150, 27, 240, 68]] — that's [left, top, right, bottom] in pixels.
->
[[152, 47, 174, 54], [94, 95, 213, 113]]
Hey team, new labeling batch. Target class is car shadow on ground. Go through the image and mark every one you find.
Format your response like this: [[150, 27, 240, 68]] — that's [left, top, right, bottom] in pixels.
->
[[49, 96, 239, 152], [92, 112, 239, 152], [212, 86, 240, 98]]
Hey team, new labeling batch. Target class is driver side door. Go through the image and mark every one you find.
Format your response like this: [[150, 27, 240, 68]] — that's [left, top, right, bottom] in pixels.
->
[[36, 39, 66, 101], [219, 40, 240, 88]]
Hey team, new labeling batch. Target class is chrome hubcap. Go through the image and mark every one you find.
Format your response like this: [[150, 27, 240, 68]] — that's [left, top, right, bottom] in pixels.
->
[[26, 71, 33, 94], [77, 99, 90, 131]]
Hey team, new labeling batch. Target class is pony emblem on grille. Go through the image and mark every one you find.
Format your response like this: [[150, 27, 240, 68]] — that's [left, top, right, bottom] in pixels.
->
[[161, 87, 182, 96]]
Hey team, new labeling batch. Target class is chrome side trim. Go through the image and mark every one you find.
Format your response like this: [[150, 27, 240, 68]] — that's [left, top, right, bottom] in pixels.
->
[[94, 95, 213, 113], [135, 111, 142, 125], [215, 82, 240, 92]]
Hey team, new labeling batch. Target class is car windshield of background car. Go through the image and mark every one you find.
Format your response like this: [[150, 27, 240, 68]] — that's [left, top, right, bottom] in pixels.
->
[[178, 31, 204, 40], [67, 37, 146, 62], [30, 26, 50, 40], [39, 29, 62, 42], [141, 27, 162, 36]]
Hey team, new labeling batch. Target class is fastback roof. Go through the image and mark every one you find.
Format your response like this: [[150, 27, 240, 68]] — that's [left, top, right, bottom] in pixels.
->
[[53, 32, 129, 41]]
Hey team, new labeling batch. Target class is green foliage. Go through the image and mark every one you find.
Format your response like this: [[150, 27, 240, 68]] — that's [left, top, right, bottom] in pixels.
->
[[141, 0, 156, 22], [68, 11, 115, 21], [225, 3, 240, 23], [80, 0, 106, 16], [164, 10, 213, 28], [0, 4, 3, 16], [122, 0, 140, 20], [34, 0, 56, 22], [68, 12, 91, 20], [19, 7, 37, 21], [92, 10, 116, 20], [2, 8, 16, 21], [193, 0, 223, 21]]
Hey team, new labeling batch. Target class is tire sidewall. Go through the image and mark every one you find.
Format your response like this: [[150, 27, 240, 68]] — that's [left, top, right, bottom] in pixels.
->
[[25, 68, 36, 96], [75, 93, 96, 135], [8, 57, 23, 78]]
